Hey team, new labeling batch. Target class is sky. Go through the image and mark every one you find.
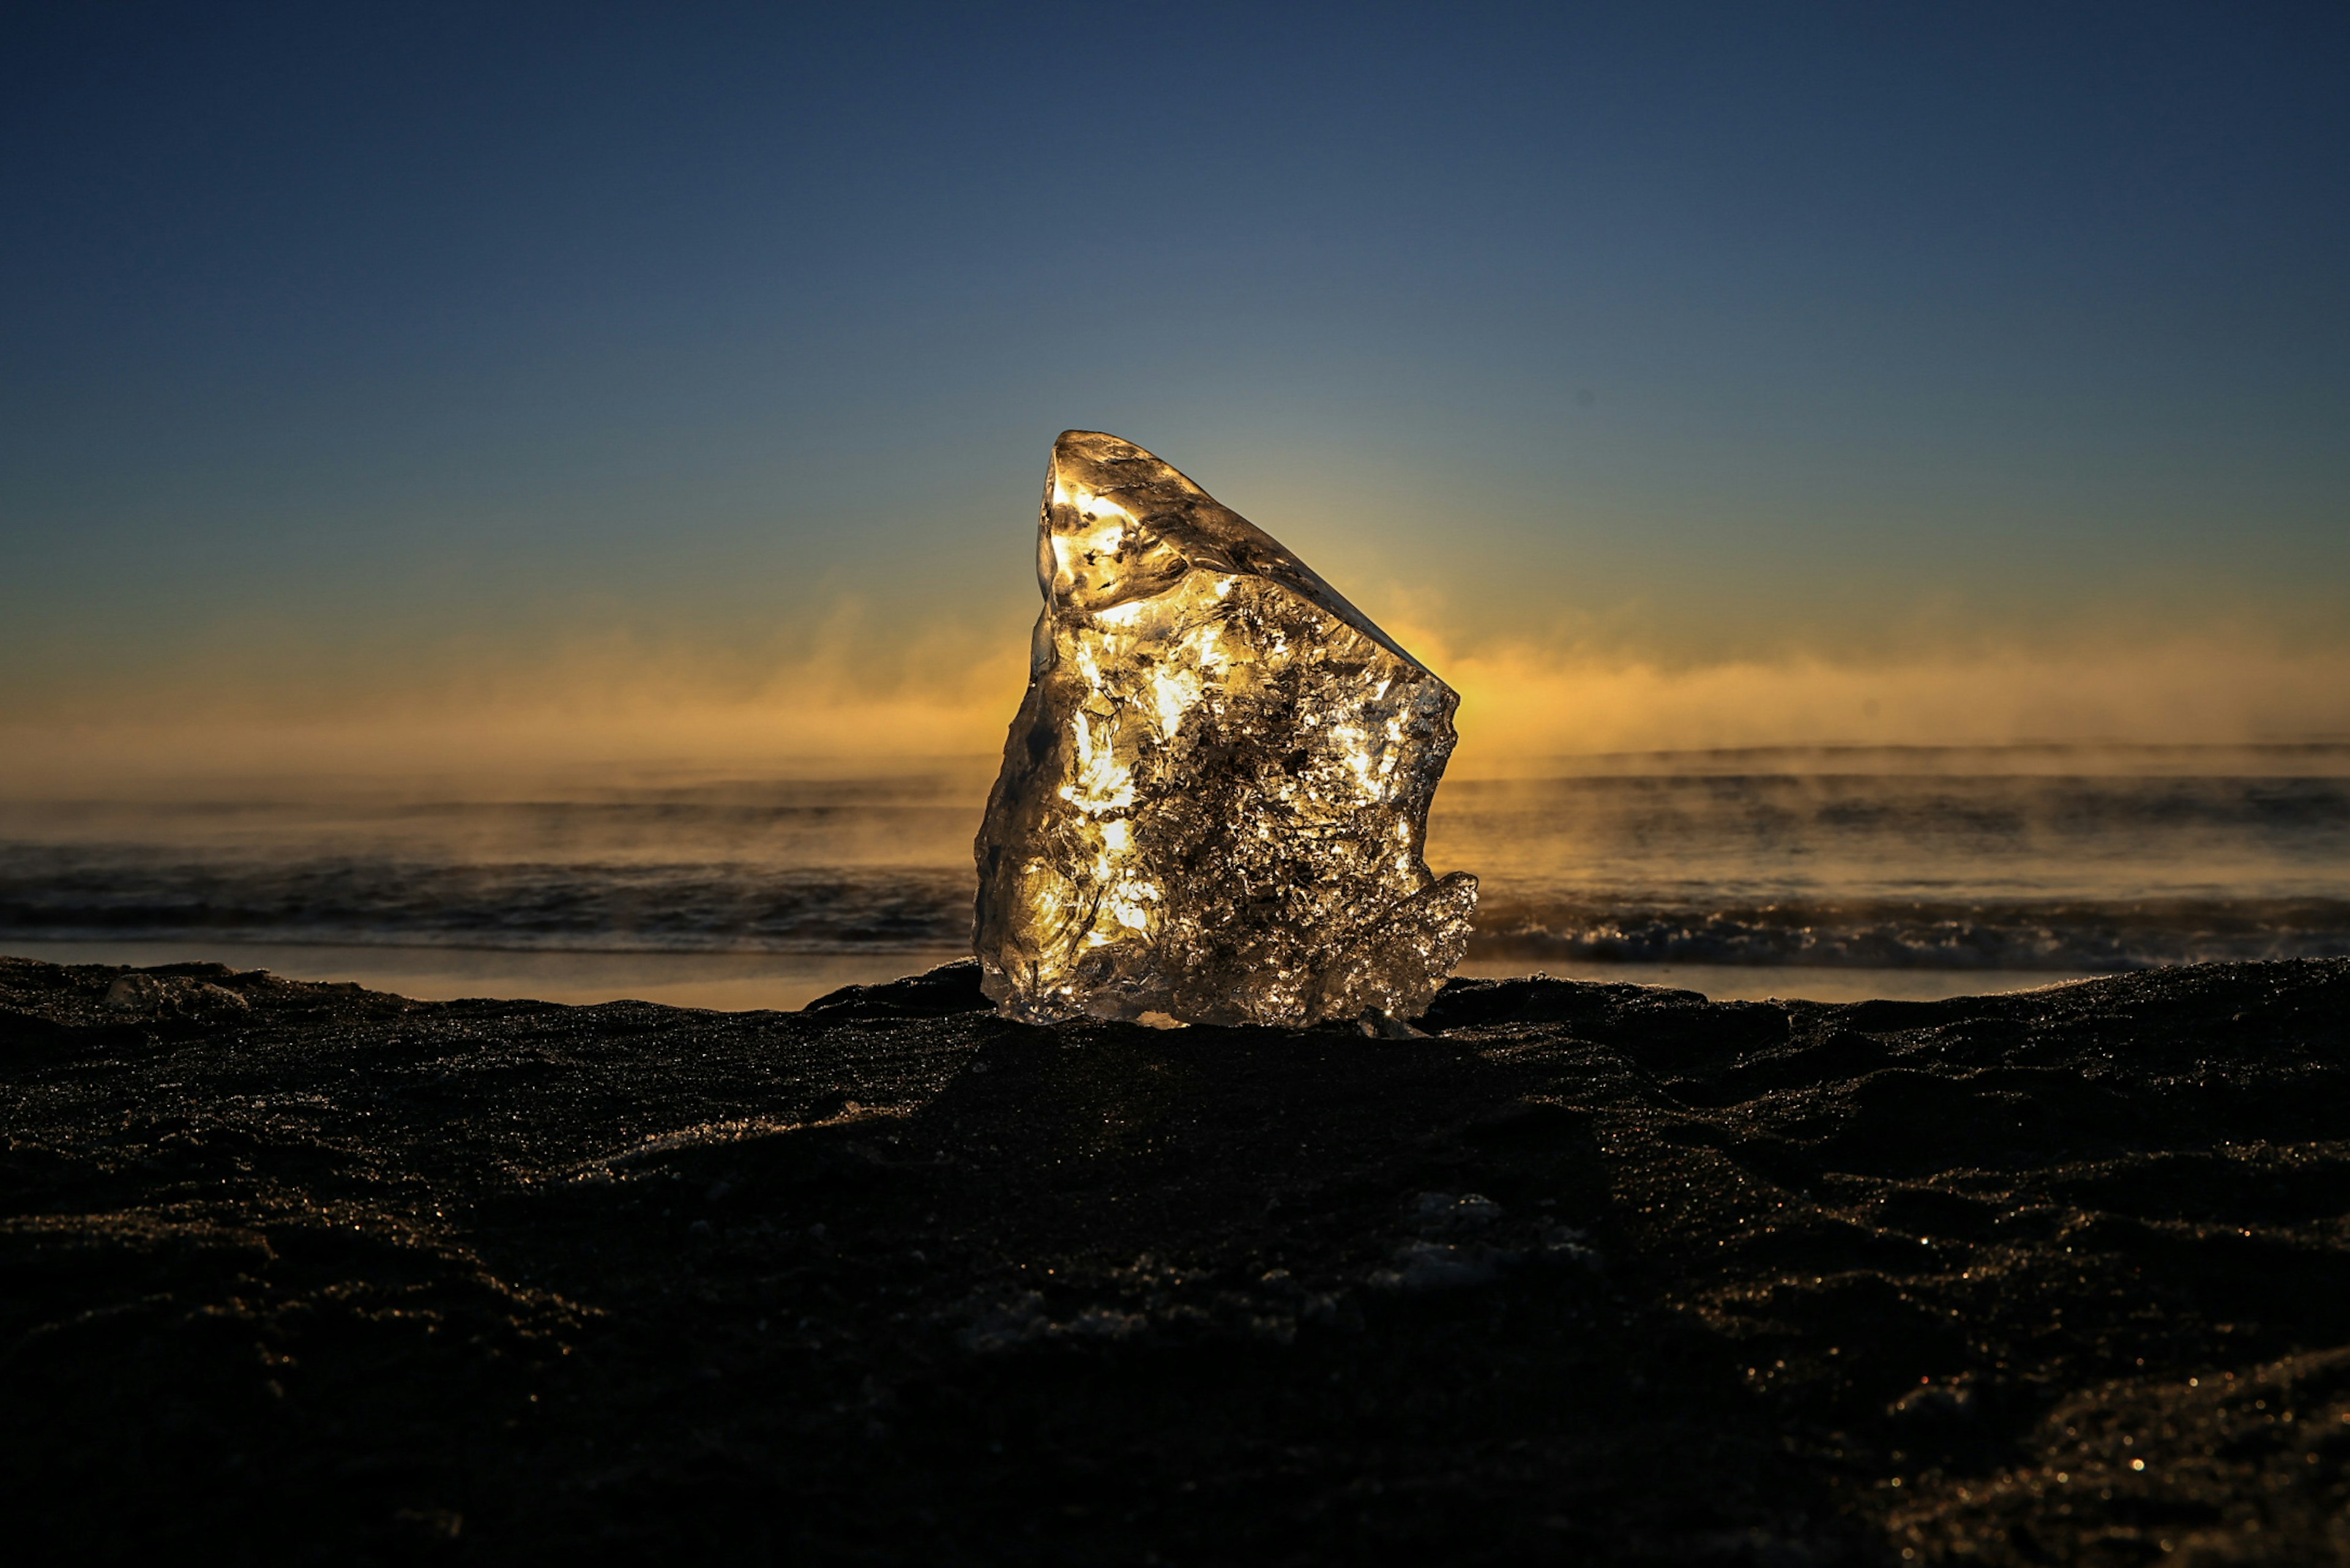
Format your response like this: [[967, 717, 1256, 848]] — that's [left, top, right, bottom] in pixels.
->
[[4, 1, 2346, 782]]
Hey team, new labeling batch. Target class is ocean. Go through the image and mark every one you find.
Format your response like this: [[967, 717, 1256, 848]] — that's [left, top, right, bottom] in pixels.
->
[[5, 746, 2345, 1009]]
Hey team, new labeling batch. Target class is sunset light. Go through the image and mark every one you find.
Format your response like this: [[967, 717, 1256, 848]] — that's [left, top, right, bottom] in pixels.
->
[[4, 7, 2345, 1563]]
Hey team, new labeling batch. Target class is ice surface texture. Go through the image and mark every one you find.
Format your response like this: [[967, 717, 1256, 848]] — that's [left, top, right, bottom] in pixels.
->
[[974, 431, 1478, 1026]]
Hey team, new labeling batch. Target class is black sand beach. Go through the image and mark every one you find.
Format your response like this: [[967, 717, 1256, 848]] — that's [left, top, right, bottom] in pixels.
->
[[4, 954, 2346, 1564]]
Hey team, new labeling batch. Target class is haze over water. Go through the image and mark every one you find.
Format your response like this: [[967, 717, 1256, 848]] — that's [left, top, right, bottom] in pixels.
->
[[8, 745, 2344, 1009]]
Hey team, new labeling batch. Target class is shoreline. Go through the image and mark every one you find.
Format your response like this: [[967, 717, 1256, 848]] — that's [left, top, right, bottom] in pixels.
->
[[0, 938, 2105, 1010]]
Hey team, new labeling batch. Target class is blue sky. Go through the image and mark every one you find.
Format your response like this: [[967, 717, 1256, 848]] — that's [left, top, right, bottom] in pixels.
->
[[4, 2, 2346, 759]]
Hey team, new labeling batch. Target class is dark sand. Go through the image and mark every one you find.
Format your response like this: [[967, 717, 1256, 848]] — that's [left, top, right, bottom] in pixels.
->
[[3, 955, 2346, 1565]]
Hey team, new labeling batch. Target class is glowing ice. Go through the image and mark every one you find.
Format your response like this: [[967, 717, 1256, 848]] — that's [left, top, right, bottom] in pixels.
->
[[974, 431, 1478, 1027]]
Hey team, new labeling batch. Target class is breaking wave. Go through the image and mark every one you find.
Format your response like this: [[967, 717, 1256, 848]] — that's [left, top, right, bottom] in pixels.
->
[[0, 854, 974, 952], [1468, 897, 2350, 971], [5, 856, 2344, 973]]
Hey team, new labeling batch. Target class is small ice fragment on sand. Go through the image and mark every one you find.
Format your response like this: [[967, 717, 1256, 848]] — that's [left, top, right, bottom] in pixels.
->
[[103, 974, 162, 1010], [103, 971, 250, 1015]]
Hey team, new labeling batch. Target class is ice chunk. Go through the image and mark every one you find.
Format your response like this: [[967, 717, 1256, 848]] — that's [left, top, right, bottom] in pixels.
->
[[973, 430, 1477, 1026]]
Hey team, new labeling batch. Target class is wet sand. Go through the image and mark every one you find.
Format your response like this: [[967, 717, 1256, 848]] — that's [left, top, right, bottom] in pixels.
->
[[2, 938, 2097, 1009], [2, 954, 2345, 1564]]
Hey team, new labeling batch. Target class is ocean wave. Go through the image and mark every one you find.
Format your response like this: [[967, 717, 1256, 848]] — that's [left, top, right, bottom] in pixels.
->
[[1467, 898, 2350, 971], [6, 848, 2348, 971], [0, 855, 975, 952], [6, 769, 2346, 971]]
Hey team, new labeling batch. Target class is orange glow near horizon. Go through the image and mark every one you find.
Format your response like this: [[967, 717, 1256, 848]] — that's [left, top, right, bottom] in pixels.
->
[[7, 629, 2349, 796]]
